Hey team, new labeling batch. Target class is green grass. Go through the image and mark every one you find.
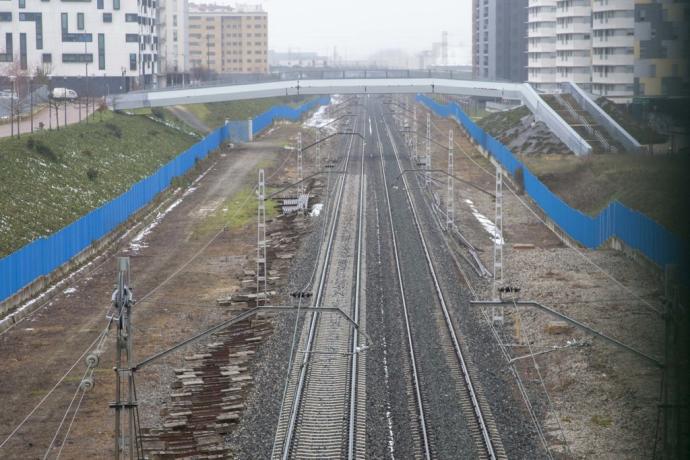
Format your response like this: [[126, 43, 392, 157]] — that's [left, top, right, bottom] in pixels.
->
[[591, 414, 613, 428], [477, 106, 531, 136], [0, 111, 197, 257], [180, 96, 313, 131], [193, 186, 279, 238], [522, 153, 689, 241], [596, 98, 667, 145]]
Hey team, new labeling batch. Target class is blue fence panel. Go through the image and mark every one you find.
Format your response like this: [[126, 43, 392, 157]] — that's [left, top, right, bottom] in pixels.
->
[[417, 94, 688, 276], [0, 98, 329, 304]]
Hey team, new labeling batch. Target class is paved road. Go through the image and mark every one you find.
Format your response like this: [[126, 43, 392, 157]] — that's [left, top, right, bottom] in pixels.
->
[[0, 102, 96, 138]]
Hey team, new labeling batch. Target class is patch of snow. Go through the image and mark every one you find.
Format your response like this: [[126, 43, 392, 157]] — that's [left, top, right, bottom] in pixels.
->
[[464, 198, 504, 245], [63, 287, 77, 295], [309, 203, 324, 217], [128, 198, 183, 253]]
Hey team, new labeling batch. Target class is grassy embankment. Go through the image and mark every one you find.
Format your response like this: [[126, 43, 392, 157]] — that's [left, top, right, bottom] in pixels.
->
[[0, 111, 197, 257], [473, 107, 688, 240]]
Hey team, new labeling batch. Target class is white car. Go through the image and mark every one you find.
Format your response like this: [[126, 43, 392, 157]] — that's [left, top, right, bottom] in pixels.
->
[[51, 88, 78, 100]]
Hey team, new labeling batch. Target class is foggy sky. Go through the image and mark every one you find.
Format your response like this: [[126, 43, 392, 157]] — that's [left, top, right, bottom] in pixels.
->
[[214, 0, 472, 62]]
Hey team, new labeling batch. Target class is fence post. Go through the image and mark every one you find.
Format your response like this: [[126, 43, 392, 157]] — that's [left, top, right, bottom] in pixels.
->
[[248, 118, 253, 142]]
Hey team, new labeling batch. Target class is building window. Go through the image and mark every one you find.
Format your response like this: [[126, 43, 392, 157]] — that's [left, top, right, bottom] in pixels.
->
[[42, 53, 52, 63], [19, 0, 25, 9], [19, 33, 27, 69], [77, 13, 84, 30], [0, 12, 11, 21], [0, 33, 12, 62], [113, 0, 120, 10], [62, 53, 93, 63], [103, 13, 112, 22], [125, 14, 137, 22], [173, 14, 177, 26], [129, 53, 136, 70], [98, 33, 105, 70], [125, 34, 139, 43], [97, 0, 103, 8]]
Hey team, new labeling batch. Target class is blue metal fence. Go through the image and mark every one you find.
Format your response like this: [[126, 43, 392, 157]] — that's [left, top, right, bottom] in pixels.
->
[[0, 97, 329, 303], [417, 94, 688, 275]]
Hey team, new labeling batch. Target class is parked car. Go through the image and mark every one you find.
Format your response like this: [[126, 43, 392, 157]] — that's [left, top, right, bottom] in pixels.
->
[[51, 88, 78, 101]]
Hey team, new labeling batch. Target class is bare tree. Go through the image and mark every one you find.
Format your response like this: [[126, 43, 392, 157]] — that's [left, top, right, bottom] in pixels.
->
[[1, 60, 31, 137]]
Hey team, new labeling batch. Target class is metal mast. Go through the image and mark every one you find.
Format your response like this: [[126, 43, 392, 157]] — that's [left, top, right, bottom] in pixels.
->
[[412, 104, 418, 161], [297, 131, 304, 195], [447, 129, 454, 230], [257, 169, 267, 306], [426, 112, 432, 188], [492, 165, 504, 323], [111, 257, 140, 459]]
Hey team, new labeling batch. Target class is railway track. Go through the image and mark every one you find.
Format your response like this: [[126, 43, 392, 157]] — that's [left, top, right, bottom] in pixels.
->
[[272, 109, 367, 459], [375, 101, 506, 460]]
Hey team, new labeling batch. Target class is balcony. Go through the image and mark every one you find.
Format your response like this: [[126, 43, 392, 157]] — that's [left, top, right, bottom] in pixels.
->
[[592, 0, 634, 13], [592, 71, 633, 85], [592, 15, 634, 30], [528, 57, 557, 68], [592, 53, 633, 66], [528, 26, 557, 38], [556, 22, 591, 34], [592, 35, 634, 49], [557, 37, 592, 51], [557, 5, 591, 17], [557, 55, 591, 67]]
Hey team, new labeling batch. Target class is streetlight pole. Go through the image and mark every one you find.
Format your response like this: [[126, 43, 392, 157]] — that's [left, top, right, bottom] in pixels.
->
[[9, 77, 14, 138]]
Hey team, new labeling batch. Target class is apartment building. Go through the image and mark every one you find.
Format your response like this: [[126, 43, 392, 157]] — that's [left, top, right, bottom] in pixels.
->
[[556, 0, 592, 89], [591, 0, 635, 100], [527, 0, 558, 91], [158, 0, 189, 86], [188, 3, 267, 76], [472, 0, 528, 82], [633, 1, 689, 99], [0, 0, 158, 92]]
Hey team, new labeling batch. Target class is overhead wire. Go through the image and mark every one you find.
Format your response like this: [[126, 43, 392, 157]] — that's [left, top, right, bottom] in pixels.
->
[[421, 104, 662, 315]]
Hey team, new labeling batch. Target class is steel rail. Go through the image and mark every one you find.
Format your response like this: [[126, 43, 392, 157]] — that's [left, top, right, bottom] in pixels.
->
[[347, 112, 367, 459], [279, 115, 361, 459], [382, 112, 498, 459], [373, 110, 432, 459]]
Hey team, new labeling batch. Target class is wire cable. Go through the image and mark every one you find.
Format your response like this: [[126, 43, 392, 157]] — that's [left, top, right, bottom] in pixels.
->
[[422, 105, 662, 316]]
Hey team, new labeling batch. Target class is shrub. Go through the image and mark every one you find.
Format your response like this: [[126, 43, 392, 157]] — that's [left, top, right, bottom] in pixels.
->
[[28, 139, 59, 163], [151, 108, 166, 120], [86, 167, 99, 181], [514, 166, 525, 195], [82, 149, 93, 157], [104, 122, 123, 138]]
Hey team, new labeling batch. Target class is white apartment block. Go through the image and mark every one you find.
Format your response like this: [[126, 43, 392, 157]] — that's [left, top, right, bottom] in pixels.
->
[[527, 0, 558, 92], [591, 0, 634, 100], [0, 0, 158, 91], [158, 0, 189, 86], [556, 0, 592, 89]]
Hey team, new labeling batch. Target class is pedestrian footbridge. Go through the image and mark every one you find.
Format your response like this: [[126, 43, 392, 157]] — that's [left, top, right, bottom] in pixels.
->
[[109, 78, 593, 154]]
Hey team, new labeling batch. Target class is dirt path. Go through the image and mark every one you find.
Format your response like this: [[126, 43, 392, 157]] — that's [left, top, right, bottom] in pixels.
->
[[0, 127, 295, 458]]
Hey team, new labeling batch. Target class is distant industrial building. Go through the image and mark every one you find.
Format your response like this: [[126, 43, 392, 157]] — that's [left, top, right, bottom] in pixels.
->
[[0, 0, 158, 92], [418, 31, 469, 70], [472, 0, 528, 82], [268, 50, 329, 68], [187, 3, 268, 76], [158, 0, 190, 86]]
